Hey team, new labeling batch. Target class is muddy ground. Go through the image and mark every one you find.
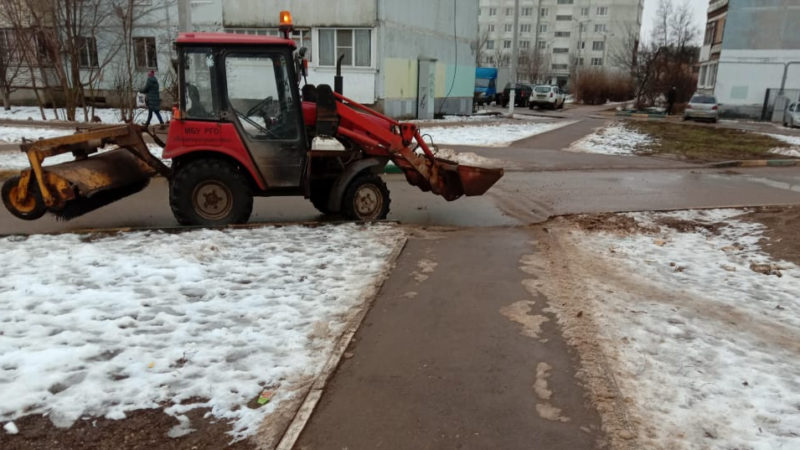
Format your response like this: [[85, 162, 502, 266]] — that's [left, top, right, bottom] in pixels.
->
[[1, 206, 798, 449]]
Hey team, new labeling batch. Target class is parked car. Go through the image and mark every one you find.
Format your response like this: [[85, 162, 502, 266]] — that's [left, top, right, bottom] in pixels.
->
[[501, 83, 533, 107], [529, 85, 566, 109], [784, 102, 800, 128], [683, 95, 719, 123]]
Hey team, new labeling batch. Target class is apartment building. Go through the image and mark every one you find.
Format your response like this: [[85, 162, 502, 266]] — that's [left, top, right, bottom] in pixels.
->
[[3, 0, 478, 118], [696, 0, 800, 120], [477, 0, 643, 88]]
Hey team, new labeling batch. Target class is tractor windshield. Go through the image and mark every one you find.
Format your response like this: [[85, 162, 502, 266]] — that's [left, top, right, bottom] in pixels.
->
[[225, 53, 299, 140]]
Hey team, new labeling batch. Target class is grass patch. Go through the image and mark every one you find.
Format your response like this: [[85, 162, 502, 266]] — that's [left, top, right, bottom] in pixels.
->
[[626, 120, 792, 161]]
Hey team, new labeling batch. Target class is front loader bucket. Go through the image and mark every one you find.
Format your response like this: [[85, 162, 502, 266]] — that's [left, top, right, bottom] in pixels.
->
[[457, 164, 504, 196], [398, 156, 504, 201]]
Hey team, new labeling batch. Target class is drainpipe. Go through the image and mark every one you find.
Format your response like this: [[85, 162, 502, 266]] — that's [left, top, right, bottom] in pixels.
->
[[508, 0, 519, 115]]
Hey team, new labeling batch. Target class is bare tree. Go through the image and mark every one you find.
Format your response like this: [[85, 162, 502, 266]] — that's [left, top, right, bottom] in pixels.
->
[[520, 47, 549, 84], [0, 27, 24, 110], [473, 28, 490, 66]]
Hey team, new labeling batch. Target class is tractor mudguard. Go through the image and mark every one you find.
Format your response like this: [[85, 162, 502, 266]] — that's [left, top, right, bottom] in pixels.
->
[[326, 157, 388, 213]]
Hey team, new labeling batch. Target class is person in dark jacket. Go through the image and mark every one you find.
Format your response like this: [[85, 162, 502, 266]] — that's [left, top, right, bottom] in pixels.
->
[[140, 70, 163, 126], [666, 86, 677, 116]]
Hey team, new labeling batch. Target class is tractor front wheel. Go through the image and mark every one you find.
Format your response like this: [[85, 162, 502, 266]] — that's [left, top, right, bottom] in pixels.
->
[[169, 159, 253, 226], [2, 175, 46, 220], [342, 174, 390, 221]]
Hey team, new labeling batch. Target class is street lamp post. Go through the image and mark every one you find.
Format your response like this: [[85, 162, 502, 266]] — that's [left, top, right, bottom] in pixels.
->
[[508, 0, 520, 115]]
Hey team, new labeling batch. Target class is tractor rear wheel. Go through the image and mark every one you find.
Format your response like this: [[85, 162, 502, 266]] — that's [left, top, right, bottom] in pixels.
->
[[342, 174, 390, 221], [169, 159, 252, 226], [2, 175, 46, 220]]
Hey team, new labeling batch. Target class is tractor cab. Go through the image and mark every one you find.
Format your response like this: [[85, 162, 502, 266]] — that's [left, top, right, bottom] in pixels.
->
[[166, 33, 308, 191]]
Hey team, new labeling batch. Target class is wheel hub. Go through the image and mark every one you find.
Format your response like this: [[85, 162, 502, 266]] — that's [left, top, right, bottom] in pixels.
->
[[354, 184, 382, 218], [193, 181, 233, 220]]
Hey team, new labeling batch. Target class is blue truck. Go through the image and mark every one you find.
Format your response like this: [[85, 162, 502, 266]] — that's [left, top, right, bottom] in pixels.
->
[[474, 67, 498, 106]]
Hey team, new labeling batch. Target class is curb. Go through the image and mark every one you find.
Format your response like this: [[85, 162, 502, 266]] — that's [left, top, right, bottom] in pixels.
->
[[274, 234, 409, 450], [707, 159, 799, 168], [615, 111, 667, 119]]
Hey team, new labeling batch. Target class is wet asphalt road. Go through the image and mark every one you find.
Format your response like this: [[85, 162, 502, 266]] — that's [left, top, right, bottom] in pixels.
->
[[3, 106, 800, 450]]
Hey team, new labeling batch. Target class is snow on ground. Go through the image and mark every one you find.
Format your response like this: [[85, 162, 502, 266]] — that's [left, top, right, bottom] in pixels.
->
[[762, 133, 800, 158], [0, 125, 75, 144], [573, 209, 800, 449], [429, 147, 504, 168], [0, 224, 404, 441], [419, 120, 576, 147], [0, 144, 166, 171], [568, 122, 653, 155], [0, 106, 170, 125]]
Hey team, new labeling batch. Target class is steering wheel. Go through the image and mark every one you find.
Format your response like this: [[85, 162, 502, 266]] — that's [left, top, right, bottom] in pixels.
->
[[236, 110, 279, 139], [246, 96, 274, 117]]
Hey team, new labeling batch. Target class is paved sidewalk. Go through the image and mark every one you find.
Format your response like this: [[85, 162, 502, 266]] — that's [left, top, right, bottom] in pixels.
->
[[295, 227, 604, 449]]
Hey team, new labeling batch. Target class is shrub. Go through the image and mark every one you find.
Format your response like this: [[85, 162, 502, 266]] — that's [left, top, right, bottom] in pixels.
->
[[573, 69, 634, 105]]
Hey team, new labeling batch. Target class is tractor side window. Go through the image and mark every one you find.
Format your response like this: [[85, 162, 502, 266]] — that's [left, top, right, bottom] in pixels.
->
[[225, 53, 298, 140], [183, 48, 217, 120]]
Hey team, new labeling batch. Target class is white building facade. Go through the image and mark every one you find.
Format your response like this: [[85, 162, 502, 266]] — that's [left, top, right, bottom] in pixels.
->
[[477, 0, 643, 88], [4, 0, 478, 118], [697, 0, 800, 120]]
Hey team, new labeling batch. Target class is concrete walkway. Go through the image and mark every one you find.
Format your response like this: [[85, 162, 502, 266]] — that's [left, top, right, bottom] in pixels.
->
[[295, 228, 604, 449]]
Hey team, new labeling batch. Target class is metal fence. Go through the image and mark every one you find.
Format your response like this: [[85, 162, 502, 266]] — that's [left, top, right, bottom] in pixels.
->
[[762, 88, 800, 122]]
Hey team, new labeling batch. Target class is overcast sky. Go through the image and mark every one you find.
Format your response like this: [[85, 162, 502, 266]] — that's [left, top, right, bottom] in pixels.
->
[[640, 0, 708, 44]]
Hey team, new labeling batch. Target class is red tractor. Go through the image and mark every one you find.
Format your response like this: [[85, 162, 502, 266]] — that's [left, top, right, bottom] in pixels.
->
[[2, 14, 503, 226]]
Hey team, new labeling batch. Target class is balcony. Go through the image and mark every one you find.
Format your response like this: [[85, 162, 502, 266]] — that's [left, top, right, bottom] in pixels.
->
[[708, 0, 728, 15]]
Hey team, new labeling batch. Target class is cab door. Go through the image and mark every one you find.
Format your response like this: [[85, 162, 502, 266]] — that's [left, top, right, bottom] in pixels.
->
[[221, 50, 306, 188]]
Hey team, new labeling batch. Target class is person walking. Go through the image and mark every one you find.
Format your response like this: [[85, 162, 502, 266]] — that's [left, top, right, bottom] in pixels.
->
[[666, 86, 677, 116], [140, 70, 164, 126]]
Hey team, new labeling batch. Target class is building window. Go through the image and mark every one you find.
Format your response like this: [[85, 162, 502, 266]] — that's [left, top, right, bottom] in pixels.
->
[[556, 15, 572, 21], [594, 24, 607, 33], [520, 24, 531, 33], [591, 57, 603, 65], [553, 48, 569, 54], [318, 28, 371, 67], [592, 41, 604, 51], [555, 31, 571, 37], [521, 7, 533, 16], [505, 7, 513, 15], [540, 8, 549, 17], [520, 40, 530, 49], [504, 40, 511, 49], [579, 23, 588, 32], [227, 28, 312, 60], [552, 64, 568, 70], [77, 36, 98, 68], [489, 8, 497, 16], [133, 37, 157, 69], [505, 24, 513, 32], [539, 24, 548, 33], [596, 7, 608, 16], [537, 41, 547, 49], [699, 65, 707, 86], [488, 24, 495, 32], [486, 40, 494, 50], [578, 41, 585, 49], [578, 57, 584, 65], [557, 0, 574, 3], [580, 7, 589, 16]]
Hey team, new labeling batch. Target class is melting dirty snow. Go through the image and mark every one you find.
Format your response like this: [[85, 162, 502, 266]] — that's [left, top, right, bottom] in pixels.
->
[[420, 120, 575, 147], [0, 224, 404, 441], [0, 125, 75, 144], [0, 106, 170, 124], [761, 133, 800, 157], [564, 209, 800, 449], [568, 123, 653, 155]]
